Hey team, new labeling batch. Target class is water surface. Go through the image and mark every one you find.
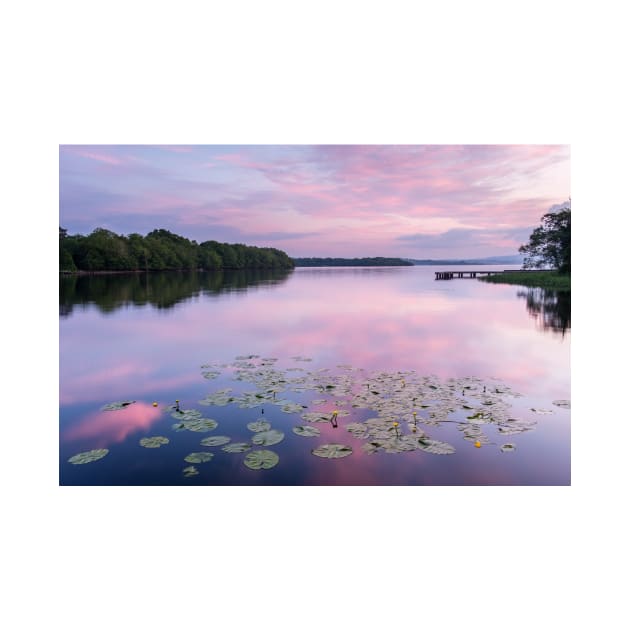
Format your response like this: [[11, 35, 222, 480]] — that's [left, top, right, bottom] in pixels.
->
[[59, 266, 570, 485]]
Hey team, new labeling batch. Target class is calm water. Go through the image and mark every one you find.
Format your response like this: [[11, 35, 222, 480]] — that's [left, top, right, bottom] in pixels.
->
[[59, 266, 570, 485]]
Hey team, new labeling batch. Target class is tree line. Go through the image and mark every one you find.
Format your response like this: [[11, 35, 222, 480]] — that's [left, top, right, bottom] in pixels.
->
[[59, 227, 295, 272], [293, 257, 413, 267]]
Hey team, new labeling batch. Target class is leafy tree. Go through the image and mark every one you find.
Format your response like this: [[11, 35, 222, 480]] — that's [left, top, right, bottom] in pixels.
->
[[58, 227, 295, 272], [519, 201, 571, 273]]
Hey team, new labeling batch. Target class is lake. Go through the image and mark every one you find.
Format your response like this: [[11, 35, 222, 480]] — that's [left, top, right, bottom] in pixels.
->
[[59, 265, 570, 485]]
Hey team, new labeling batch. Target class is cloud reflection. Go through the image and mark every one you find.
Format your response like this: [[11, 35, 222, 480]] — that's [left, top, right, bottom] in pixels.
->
[[63, 402, 163, 448]]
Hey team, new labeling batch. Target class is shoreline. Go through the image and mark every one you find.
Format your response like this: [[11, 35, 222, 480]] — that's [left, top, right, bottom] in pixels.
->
[[60, 267, 294, 276], [478, 270, 570, 291]]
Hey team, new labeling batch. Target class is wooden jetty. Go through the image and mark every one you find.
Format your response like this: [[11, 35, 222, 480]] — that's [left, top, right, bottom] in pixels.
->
[[435, 269, 528, 280]]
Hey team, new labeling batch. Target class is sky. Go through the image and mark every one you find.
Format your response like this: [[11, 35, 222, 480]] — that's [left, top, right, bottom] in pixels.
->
[[59, 144, 570, 259]]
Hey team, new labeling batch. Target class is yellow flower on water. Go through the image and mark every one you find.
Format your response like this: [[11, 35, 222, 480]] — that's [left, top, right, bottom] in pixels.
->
[[474, 441, 482, 448], [393, 421, 399, 427], [152, 402, 158, 407]]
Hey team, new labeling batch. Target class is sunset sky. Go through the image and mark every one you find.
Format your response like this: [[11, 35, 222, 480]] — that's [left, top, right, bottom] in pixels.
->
[[59, 144, 570, 259]]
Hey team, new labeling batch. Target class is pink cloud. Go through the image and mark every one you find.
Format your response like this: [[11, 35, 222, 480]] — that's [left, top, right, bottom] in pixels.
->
[[74, 150, 124, 166]]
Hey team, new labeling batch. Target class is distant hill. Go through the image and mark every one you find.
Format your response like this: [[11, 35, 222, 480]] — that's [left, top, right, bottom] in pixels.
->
[[293, 257, 414, 267], [407, 255, 524, 266]]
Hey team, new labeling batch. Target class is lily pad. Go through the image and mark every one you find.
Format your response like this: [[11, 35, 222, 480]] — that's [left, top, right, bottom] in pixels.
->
[[139, 436, 169, 448], [101, 401, 135, 411], [247, 420, 271, 432], [312, 444, 353, 459], [301, 411, 333, 423], [184, 452, 214, 463], [244, 449, 279, 470], [361, 442, 380, 455], [252, 429, 285, 446], [182, 465, 199, 477], [280, 402, 306, 414], [346, 422, 370, 439], [222, 442, 252, 453], [292, 425, 321, 437], [171, 409, 202, 421], [552, 399, 571, 409], [200, 436, 231, 447], [68, 449, 109, 464], [415, 439, 456, 455], [497, 419, 536, 435], [500, 443, 516, 453], [186, 418, 219, 432]]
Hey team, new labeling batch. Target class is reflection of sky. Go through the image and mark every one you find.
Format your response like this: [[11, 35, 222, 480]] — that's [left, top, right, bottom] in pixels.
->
[[59, 267, 570, 484]]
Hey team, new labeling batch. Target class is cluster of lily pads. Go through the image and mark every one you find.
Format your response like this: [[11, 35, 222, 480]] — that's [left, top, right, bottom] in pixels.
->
[[66, 355, 570, 479]]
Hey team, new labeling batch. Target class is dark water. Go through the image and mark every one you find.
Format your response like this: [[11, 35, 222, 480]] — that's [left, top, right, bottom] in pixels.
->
[[59, 266, 570, 485]]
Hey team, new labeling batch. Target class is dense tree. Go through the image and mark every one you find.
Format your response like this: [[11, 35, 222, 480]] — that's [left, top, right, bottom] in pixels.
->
[[59, 227, 295, 272], [519, 201, 571, 273]]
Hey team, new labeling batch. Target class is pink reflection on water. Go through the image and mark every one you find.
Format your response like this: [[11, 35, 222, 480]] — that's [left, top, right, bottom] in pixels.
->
[[63, 402, 163, 448]]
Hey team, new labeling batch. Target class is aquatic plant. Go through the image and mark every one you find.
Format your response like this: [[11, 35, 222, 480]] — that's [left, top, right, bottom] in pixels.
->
[[552, 400, 570, 409], [182, 465, 199, 477], [200, 436, 231, 447], [139, 436, 169, 448], [184, 452, 214, 463], [68, 449, 109, 464], [247, 420, 271, 432], [222, 442, 252, 453], [244, 449, 279, 470], [292, 425, 320, 437], [252, 429, 285, 446], [312, 444, 353, 459], [101, 401, 135, 411]]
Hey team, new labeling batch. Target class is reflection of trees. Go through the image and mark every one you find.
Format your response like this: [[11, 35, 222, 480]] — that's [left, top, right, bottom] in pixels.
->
[[516, 288, 570, 336], [60, 269, 293, 317]]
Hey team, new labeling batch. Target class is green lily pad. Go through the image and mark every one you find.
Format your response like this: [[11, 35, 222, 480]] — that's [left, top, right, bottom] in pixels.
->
[[312, 444, 353, 459], [247, 420, 271, 432], [252, 429, 285, 446], [188, 420, 219, 432], [500, 443, 516, 453], [280, 402, 306, 414], [68, 449, 109, 464], [101, 401, 135, 411], [301, 411, 332, 423], [244, 449, 279, 470], [293, 425, 321, 437], [171, 409, 202, 421], [376, 436, 420, 454], [222, 442, 252, 453], [200, 436, 231, 447], [182, 465, 199, 477], [184, 452, 214, 463], [416, 439, 456, 455], [552, 400, 571, 409], [361, 442, 380, 455], [497, 418, 536, 435], [139, 436, 169, 448]]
